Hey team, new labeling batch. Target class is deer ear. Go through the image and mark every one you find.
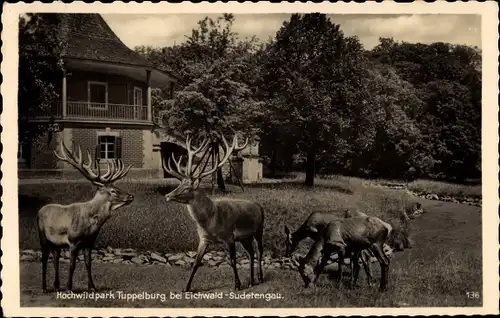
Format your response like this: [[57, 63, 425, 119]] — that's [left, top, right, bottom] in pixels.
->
[[284, 225, 290, 235], [310, 227, 318, 233]]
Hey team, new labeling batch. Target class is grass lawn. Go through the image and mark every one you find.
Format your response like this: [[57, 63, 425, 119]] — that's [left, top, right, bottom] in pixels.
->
[[18, 176, 482, 307], [407, 179, 482, 199]]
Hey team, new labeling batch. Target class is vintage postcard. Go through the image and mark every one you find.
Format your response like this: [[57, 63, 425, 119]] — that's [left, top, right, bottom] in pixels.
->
[[1, 1, 498, 316]]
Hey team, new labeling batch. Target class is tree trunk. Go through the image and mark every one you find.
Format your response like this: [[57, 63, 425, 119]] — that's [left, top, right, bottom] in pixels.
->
[[214, 142, 226, 193], [217, 168, 226, 193], [270, 148, 278, 178], [305, 147, 315, 186]]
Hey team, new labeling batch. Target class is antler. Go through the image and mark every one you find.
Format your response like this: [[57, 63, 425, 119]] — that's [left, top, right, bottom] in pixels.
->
[[163, 133, 248, 181], [162, 134, 210, 180], [196, 133, 248, 180], [54, 139, 132, 185]]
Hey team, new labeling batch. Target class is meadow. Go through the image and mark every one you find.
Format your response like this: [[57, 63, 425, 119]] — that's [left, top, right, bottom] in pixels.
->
[[18, 175, 483, 307]]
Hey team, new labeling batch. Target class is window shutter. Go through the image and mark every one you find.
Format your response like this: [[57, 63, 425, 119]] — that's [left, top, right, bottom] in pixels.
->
[[115, 136, 122, 159], [95, 144, 101, 160]]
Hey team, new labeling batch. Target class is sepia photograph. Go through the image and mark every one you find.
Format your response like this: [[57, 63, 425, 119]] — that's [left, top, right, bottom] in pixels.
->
[[1, 1, 498, 316]]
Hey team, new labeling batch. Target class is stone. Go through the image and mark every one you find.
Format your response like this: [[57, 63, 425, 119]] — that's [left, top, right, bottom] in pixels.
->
[[239, 259, 250, 265], [324, 263, 339, 272], [208, 260, 217, 267], [150, 252, 167, 263], [213, 256, 224, 262], [115, 250, 138, 259], [183, 256, 194, 263], [131, 257, 145, 264], [168, 253, 184, 262], [20, 254, 34, 261], [175, 259, 186, 266], [186, 251, 196, 258], [112, 258, 123, 264], [216, 251, 226, 257]]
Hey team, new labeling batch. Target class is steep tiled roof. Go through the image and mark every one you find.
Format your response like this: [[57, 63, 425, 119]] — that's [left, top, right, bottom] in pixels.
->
[[58, 13, 154, 68]]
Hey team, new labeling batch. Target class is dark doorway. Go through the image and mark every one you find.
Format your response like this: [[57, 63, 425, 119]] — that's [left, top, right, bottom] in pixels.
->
[[160, 142, 188, 178]]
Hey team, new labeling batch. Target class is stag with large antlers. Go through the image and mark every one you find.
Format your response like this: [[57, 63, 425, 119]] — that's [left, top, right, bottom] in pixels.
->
[[37, 139, 134, 293], [163, 132, 265, 292]]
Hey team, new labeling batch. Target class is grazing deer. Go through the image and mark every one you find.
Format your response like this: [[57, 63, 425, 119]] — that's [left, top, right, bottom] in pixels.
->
[[37, 139, 134, 293], [163, 133, 265, 292], [297, 216, 394, 292], [284, 210, 387, 287]]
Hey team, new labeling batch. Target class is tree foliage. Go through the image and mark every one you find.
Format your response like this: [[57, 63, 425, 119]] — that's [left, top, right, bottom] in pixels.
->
[[259, 13, 373, 185], [138, 16, 481, 184], [18, 13, 66, 144]]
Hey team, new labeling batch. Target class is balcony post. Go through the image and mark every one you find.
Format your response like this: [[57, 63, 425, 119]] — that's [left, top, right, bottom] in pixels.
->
[[62, 69, 67, 118], [146, 70, 152, 122]]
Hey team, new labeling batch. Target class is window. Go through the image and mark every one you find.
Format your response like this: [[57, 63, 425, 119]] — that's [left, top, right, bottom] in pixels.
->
[[88, 81, 108, 109], [97, 135, 122, 160], [133, 87, 143, 106]]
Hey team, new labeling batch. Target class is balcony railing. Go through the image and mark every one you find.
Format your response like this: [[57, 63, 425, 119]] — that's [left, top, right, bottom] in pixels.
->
[[27, 102, 150, 124]]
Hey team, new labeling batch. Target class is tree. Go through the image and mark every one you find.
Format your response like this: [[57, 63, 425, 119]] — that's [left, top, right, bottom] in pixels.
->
[[18, 13, 66, 146], [370, 38, 482, 181], [137, 14, 265, 190], [259, 13, 372, 186]]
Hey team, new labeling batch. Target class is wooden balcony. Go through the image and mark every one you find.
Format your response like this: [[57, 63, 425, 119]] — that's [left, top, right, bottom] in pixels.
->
[[26, 101, 151, 125]]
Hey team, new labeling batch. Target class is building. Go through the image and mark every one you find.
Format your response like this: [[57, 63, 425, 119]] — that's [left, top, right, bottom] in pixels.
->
[[18, 13, 263, 183]]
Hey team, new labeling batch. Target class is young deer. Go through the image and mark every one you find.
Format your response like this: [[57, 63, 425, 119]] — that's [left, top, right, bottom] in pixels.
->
[[298, 216, 394, 292], [284, 210, 387, 287], [163, 133, 265, 292], [37, 139, 134, 293]]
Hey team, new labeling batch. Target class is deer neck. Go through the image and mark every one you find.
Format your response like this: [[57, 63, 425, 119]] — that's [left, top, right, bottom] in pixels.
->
[[304, 236, 325, 267], [85, 192, 113, 222], [186, 191, 216, 225]]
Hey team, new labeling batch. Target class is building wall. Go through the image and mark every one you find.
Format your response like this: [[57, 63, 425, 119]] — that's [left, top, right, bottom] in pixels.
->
[[72, 127, 144, 168], [66, 70, 148, 105]]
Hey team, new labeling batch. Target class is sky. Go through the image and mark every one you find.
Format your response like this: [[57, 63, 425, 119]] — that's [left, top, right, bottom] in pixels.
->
[[101, 13, 481, 50]]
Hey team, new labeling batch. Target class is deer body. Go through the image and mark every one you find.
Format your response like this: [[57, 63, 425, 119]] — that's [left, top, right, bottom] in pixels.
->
[[298, 216, 393, 292], [37, 139, 133, 293], [163, 132, 264, 292]]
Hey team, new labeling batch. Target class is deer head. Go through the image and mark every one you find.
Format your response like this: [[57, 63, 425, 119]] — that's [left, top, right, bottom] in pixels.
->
[[163, 132, 248, 204], [54, 139, 134, 210]]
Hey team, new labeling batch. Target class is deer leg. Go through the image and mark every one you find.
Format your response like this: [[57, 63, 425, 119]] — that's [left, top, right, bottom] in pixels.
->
[[83, 247, 96, 291], [184, 240, 208, 292], [351, 250, 361, 288], [67, 245, 79, 292], [336, 246, 346, 288], [241, 238, 256, 287], [255, 232, 264, 283], [41, 244, 49, 293], [51, 248, 61, 292], [370, 243, 390, 292], [360, 250, 373, 287], [228, 241, 242, 290]]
